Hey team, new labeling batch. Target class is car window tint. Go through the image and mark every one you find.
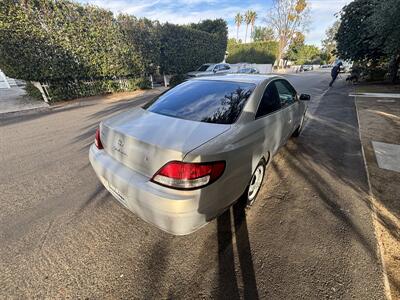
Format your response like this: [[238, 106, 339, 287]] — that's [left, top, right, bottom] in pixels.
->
[[255, 82, 281, 118], [144, 80, 256, 124], [275, 80, 296, 107]]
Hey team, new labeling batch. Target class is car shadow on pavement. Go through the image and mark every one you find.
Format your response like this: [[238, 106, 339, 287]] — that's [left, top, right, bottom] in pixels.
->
[[216, 197, 259, 300]]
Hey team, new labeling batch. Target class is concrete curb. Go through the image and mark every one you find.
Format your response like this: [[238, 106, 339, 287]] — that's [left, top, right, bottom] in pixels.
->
[[353, 93, 393, 300], [0, 106, 51, 118]]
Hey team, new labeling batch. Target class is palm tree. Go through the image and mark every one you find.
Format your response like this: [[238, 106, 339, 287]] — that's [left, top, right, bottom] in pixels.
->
[[250, 11, 257, 41], [244, 10, 252, 43], [234, 13, 243, 41]]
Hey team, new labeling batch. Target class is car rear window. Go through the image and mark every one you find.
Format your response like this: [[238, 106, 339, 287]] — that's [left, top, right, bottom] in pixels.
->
[[144, 80, 256, 124], [197, 64, 210, 71]]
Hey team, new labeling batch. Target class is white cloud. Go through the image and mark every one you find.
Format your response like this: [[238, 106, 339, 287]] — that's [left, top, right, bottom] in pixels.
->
[[305, 0, 351, 46]]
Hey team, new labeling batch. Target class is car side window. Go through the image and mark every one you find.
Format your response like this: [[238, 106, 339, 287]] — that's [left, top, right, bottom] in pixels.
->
[[224, 64, 231, 70], [255, 82, 282, 118], [275, 80, 297, 107]]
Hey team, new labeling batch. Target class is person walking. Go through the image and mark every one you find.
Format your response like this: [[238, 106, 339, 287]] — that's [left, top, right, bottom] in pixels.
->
[[329, 62, 343, 87]]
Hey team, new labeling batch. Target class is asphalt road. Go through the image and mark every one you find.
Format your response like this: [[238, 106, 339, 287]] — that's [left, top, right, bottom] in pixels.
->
[[0, 71, 386, 299]]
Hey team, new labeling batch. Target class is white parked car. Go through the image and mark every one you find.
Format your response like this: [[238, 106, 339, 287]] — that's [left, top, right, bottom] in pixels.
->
[[302, 65, 314, 71], [238, 67, 260, 74], [89, 74, 310, 235], [187, 63, 231, 77]]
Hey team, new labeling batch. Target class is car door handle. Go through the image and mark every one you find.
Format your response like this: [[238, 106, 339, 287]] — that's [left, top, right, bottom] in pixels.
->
[[288, 119, 292, 124]]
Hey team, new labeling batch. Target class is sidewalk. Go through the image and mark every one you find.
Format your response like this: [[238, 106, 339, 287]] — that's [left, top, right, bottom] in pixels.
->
[[0, 86, 48, 115], [354, 84, 400, 300], [0, 86, 166, 117]]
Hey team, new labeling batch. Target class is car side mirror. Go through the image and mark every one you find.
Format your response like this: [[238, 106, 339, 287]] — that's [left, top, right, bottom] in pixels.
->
[[299, 94, 311, 101], [213, 69, 217, 73]]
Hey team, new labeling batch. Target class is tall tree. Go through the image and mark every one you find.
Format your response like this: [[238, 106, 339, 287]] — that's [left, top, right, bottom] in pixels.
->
[[244, 10, 252, 43], [321, 20, 340, 64], [266, 0, 310, 68], [371, 0, 400, 82], [285, 31, 305, 62], [234, 13, 243, 41], [250, 11, 257, 41], [252, 26, 275, 42]]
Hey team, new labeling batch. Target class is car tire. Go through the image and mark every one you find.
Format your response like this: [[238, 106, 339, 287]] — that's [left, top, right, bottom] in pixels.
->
[[292, 113, 306, 137], [245, 160, 266, 207]]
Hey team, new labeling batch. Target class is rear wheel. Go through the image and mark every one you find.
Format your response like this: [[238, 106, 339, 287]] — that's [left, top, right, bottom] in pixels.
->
[[246, 161, 266, 206]]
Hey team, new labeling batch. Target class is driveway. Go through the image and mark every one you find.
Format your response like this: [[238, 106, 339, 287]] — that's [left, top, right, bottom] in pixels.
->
[[0, 71, 386, 299], [0, 85, 48, 114]]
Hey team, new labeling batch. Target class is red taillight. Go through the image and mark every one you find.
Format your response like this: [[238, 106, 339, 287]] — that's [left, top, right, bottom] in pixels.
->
[[151, 161, 225, 190], [95, 128, 103, 149]]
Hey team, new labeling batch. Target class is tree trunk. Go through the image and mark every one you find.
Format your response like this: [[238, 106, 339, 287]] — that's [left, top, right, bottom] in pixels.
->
[[245, 25, 248, 43], [236, 26, 239, 41], [388, 54, 400, 83]]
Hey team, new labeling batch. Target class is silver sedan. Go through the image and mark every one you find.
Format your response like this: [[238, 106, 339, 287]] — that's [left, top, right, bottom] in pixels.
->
[[89, 74, 310, 235]]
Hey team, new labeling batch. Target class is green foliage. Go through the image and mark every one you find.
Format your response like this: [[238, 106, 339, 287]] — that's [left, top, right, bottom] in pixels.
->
[[117, 15, 161, 75], [226, 41, 278, 64], [336, 0, 400, 82], [48, 78, 150, 102], [285, 33, 305, 62], [0, 0, 132, 81], [336, 0, 381, 62], [169, 74, 187, 87], [251, 26, 275, 42], [0, 0, 228, 99], [321, 21, 340, 63], [286, 43, 321, 65], [159, 20, 228, 74], [24, 82, 43, 100], [296, 45, 321, 65]]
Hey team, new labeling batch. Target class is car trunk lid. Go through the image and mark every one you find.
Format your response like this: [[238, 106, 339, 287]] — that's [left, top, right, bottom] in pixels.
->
[[100, 108, 230, 177]]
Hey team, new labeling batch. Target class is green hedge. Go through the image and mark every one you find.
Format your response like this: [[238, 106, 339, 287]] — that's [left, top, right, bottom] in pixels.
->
[[0, 0, 133, 81], [160, 20, 227, 74], [227, 41, 278, 64], [47, 78, 150, 101], [0, 0, 228, 100]]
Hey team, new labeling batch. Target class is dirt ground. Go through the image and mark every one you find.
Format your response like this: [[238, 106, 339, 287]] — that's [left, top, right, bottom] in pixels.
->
[[355, 84, 400, 300]]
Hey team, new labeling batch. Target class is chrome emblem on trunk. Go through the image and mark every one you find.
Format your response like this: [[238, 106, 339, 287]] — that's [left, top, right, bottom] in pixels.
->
[[112, 139, 127, 156]]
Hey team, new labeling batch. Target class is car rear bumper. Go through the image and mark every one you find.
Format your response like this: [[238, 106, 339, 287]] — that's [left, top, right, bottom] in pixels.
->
[[89, 145, 208, 235]]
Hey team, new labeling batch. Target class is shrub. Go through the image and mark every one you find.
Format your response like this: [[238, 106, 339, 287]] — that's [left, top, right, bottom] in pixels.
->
[[0, 0, 133, 81], [24, 82, 43, 100], [226, 41, 278, 64], [0, 0, 228, 100], [160, 20, 228, 74], [47, 77, 151, 102], [169, 74, 187, 87]]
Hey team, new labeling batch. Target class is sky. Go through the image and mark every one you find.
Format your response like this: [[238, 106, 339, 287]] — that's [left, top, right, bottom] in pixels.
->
[[78, 0, 351, 47]]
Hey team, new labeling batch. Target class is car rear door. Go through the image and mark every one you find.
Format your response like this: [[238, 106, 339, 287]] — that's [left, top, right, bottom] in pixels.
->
[[253, 81, 286, 154], [274, 79, 300, 141]]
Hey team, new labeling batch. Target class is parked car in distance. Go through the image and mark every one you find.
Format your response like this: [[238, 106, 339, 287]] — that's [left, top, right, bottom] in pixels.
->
[[302, 65, 314, 71], [187, 63, 231, 77], [238, 67, 260, 74], [89, 74, 310, 235]]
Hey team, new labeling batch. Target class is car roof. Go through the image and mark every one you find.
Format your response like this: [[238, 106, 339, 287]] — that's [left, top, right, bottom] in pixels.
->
[[190, 74, 280, 84]]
